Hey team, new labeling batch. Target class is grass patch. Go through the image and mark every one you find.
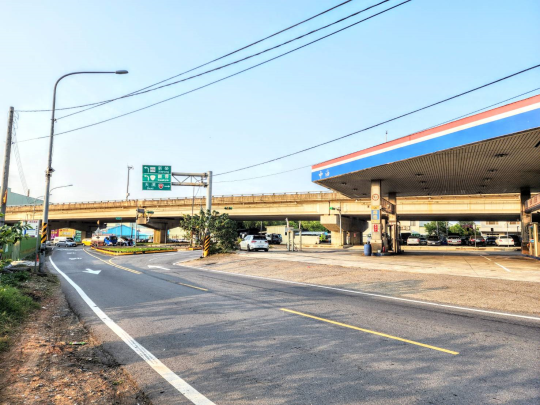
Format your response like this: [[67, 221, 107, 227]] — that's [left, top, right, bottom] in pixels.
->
[[0, 271, 40, 351]]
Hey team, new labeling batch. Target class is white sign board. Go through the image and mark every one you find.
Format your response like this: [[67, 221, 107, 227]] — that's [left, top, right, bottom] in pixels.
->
[[23, 220, 40, 237]]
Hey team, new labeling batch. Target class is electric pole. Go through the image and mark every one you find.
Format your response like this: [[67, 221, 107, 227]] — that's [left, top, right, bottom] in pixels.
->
[[0, 107, 14, 226]]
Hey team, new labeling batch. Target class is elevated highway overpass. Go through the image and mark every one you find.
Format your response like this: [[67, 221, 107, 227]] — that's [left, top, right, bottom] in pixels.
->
[[6, 192, 534, 242]]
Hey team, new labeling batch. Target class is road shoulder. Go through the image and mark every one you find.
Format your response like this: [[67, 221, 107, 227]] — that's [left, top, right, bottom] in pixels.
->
[[0, 271, 151, 405]]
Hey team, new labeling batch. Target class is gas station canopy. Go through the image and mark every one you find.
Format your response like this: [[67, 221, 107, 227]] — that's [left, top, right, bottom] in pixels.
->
[[312, 95, 540, 198]]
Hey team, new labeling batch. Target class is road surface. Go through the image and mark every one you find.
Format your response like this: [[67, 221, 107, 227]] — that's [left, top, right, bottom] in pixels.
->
[[49, 247, 540, 404]]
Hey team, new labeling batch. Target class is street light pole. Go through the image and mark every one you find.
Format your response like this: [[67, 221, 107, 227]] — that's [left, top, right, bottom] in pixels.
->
[[40, 70, 128, 270], [32, 184, 73, 220], [126, 165, 133, 201]]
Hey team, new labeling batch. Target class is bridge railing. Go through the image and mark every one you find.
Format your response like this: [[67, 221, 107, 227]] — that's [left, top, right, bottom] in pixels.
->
[[7, 191, 343, 210]]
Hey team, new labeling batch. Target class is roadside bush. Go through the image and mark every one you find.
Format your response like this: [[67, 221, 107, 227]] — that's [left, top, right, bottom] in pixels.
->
[[0, 283, 39, 351], [0, 270, 30, 287]]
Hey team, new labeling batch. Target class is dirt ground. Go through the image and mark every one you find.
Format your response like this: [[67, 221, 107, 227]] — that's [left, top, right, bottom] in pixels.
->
[[0, 274, 150, 405], [182, 253, 540, 316]]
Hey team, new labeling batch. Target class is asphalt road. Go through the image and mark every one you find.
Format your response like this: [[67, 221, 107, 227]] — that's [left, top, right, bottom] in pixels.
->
[[49, 247, 540, 405]]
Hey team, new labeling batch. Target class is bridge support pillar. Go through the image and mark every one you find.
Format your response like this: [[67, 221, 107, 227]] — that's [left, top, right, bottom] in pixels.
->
[[370, 180, 383, 253], [520, 187, 532, 254], [144, 220, 175, 244], [321, 215, 365, 247]]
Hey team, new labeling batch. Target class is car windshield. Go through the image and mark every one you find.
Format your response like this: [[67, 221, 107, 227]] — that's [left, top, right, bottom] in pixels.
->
[[66, 238, 74, 242], [253, 236, 266, 240], [428, 236, 439, 240]]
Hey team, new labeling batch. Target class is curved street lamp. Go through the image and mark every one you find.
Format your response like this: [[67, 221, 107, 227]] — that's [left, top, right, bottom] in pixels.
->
[[40, 71, 128, 254], [32, 184, 73, 219]]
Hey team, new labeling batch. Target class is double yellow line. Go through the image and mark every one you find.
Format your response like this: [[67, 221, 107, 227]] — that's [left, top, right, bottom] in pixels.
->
[[83, 249, 142, 275]]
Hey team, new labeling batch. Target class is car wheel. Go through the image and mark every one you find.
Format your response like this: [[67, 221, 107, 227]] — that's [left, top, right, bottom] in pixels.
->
[[247, 245, 251, 252], [264, 249, 269, 252]]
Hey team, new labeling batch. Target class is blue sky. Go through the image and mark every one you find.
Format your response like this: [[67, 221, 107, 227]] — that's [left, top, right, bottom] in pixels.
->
[[2, 0, 539, 203]]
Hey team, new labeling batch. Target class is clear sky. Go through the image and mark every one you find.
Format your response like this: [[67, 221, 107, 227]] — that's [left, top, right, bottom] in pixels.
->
[[2, 0, 539, 203]]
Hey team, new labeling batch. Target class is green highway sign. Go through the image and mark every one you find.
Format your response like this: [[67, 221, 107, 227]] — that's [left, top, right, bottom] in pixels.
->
[[142, 165, 172, 191]]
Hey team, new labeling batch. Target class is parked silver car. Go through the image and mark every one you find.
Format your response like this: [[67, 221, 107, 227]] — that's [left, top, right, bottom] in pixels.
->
[[447, 235, 462, 245]]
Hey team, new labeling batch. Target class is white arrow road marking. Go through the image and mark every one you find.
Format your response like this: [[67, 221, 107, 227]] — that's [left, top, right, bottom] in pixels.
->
[[49, 257, 214, 405], [83, 269, 101, 275], [148, 265, 170, 271], [69, 258, 82, 260]]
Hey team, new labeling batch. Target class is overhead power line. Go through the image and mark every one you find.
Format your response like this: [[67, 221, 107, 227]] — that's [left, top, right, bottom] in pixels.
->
[[215, 86, 540, 183], [51, 0, 393, 121], [214, 63, 540, 176], [10, 112, 29, 196], [214, 165, 312, 183], [16, 0, 410, 144], [16, 0, 355, 114]]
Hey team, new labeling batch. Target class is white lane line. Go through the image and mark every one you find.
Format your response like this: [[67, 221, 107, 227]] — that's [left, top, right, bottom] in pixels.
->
[[148, 265, 170, 271], [49, 257, 215, 405], [481, 256, 492, 262], [495, 262, 511, 273], [148, 252, 185, 261], [174, 263, 540, 322]]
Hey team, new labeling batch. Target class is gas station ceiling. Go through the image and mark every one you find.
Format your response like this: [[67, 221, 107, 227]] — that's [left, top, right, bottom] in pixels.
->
[[312, 95, 540, 198]]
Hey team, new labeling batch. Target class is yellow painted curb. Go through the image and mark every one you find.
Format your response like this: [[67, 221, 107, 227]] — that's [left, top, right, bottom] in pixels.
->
[[91, 247, 177, 256]]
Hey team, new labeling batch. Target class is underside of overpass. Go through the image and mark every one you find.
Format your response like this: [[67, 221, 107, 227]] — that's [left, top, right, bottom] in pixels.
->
[[312, 94, 540, 254]]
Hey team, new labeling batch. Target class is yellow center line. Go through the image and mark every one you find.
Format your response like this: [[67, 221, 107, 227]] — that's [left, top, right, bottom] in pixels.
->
[[82, 249, 142, 274], [280, 308, 459, 355]]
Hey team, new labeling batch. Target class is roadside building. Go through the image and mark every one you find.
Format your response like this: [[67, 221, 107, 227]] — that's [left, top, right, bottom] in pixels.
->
[[479, 221, 521, 236], [6, 188, 42, 206]]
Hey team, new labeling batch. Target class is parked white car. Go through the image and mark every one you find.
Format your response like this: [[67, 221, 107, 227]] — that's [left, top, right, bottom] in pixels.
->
[[240, 235, 269, 252], [495, 236, 515, 246]]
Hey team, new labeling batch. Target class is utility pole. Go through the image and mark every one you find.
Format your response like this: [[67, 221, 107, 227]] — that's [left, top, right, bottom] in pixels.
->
[[0, 107, 14, 226], [126, 165, 133, 201]]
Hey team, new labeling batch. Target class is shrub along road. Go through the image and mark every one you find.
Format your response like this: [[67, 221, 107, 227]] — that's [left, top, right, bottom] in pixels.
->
[[48, 246, 539, 405]]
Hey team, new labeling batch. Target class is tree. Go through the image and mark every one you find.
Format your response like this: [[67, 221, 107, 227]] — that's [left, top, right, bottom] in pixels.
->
[[178, 210, 237, 254], [459, 221, 479, 236], [423, 221, 448, 236], [448, 223, 465, 235]]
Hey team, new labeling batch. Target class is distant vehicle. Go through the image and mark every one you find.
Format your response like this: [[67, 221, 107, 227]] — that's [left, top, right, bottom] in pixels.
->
[[240, 235, 269, 252], [509, 234, 521, 246], [266, 233, 282, 244], [399, 233, 411, 245], [486, 236, 498, 246], [116, 237, 134, 246], [92, 235, 118, 247], [427, 235, 442, 246], [57, 237, 76, 247], [407, 236, 425, 245], [447, 235, 462, 245], [466, 235, 485, 246], [53, 236, 67, 245], [496, 235, 514, 246], [82, 238, 92, 246]]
